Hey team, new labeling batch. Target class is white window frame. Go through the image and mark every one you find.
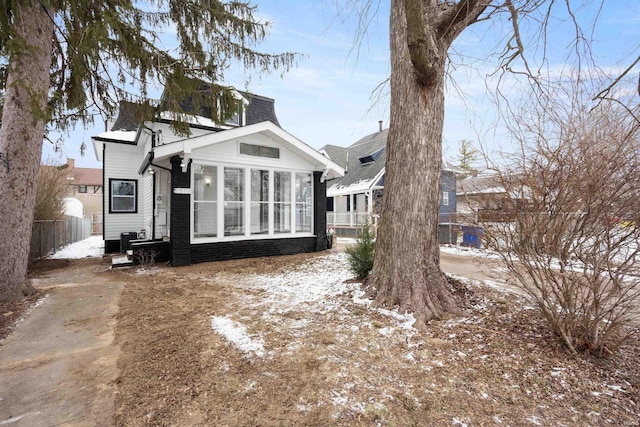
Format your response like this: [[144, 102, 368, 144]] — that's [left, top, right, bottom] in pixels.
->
[[443, 191, 449, 206], [190, 162, 314, 243]]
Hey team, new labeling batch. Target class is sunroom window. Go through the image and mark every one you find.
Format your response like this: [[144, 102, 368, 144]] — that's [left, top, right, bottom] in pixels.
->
[[193, 166, 217, 238], [192, 165, 313, 240], [251, 169, 269, 235], [274, 171, 291, 234], [224, 167, 244, 236], [295, 173, 312, 232]]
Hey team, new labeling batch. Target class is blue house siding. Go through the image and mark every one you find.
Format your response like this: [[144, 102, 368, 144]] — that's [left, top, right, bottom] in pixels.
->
[[439, 170, 457, 216]]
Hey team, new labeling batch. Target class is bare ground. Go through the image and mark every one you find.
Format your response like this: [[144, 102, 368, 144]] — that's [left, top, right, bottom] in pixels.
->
[[106, 251, 639, 426]]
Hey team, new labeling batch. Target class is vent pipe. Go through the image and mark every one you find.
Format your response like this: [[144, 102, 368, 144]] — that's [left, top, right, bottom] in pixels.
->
[[378, 120, 383, 132]]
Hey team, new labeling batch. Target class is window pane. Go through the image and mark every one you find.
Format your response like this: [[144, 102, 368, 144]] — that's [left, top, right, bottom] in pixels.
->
[[251, 169, 269, 202], [113, 181, 135, 196], [240, 143, 279, 159], [194, 202, 217, 237], [194, 166, 217, 202], [113, 197, 135, 212], [225, 168, 244, 202], [274, 203, 291, 233], [111, 179, 136, 213], [251, 202, 269, 235], [224, 202, 244, 235], [296, 203, 312, 232], [275, 171, 291, 202], [295, 173, 311, 203]]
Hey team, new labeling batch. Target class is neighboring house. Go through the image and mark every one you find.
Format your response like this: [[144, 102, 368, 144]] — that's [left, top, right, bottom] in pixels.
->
[[91, 90, 344, 266], [322, 126, 460, 242], [63, 158, 103, 234], [39, 158, 103, 234], [456, 174, 511, 223]]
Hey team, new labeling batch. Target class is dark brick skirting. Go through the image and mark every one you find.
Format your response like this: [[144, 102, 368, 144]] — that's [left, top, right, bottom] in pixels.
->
[[189, 237, 319, 264]]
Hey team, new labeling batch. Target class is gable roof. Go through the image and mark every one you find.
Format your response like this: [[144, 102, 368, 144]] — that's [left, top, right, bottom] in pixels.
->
[[323, 128, 461, 195], [322, 129, 388, 195], [151, 121, 344, 180], [456, 174, 505, 196]]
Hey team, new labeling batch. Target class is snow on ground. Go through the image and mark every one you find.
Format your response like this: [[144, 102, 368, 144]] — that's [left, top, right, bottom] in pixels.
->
[[245, 252, 360, 312], [211, 316, 265, 358], [48, 235, 104, 259], [440, 244, 501, 259]]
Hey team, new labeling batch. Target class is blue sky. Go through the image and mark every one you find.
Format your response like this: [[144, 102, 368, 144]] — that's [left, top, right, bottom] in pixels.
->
[[42, 0, 640, 169]]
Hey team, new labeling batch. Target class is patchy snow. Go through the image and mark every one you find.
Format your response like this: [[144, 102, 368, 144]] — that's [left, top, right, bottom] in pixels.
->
[[210, 316, 265, 357], [246, 252, 360, 312], [440, 245, 500, 259], [48, 235, 104, 259]]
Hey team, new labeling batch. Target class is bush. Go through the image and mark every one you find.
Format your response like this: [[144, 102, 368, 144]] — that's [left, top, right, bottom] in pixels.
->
[[345, 223, 375, 280], [482, 85, 640, 356]]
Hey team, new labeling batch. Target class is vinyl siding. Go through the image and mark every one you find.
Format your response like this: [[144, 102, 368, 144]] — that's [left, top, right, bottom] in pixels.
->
[[192, 134, 317, 171], [103, 143, 146, 240]]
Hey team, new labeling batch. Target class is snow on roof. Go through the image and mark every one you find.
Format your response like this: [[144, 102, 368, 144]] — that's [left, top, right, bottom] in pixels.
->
[[327, 178, 380, 196], [92, 129, 138, 142], [158, 110, 221, 129]]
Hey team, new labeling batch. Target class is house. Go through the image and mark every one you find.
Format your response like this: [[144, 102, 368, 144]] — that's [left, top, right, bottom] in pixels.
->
[[322, 126, 460, 242], [91, 90, 344, 266], [62, 158, 103, 234], [456, 174, 511, 223], [38, 158, 103, 234]]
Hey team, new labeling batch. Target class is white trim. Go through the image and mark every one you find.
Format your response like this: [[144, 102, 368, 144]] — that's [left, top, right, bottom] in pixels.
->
[[153, 121, 344, 179], [190, 160, 315, 244]]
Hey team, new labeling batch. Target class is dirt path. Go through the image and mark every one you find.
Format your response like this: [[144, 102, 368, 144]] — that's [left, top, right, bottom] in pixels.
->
[[0, 259, 123, 426]]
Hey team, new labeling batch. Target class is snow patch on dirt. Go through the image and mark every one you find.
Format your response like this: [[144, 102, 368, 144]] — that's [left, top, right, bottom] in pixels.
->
[[48, 235, 104, 259], [211, 316, 265, 357]]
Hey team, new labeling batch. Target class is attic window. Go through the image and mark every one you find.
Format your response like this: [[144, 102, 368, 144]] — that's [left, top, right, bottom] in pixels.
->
[[359, 147, 384, 165], [239, 143, 280, 159]]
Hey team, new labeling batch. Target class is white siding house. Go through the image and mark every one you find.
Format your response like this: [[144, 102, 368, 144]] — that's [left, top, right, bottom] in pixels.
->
[[92, 92, 343, 265]]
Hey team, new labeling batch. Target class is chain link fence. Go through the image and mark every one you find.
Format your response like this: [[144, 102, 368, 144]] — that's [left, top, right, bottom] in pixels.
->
[[29, 216, 92, 261]]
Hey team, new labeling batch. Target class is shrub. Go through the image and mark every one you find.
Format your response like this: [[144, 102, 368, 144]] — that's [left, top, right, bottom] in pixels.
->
[[345, 223, 375, 280]]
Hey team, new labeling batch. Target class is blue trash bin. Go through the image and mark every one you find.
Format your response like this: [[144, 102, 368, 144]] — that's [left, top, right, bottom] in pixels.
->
[[461, 226, 483, 248]]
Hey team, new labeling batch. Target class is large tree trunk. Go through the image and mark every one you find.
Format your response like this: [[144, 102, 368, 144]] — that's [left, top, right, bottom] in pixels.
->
[[367, 0, 459, 329], [0, 1, 54, 301]]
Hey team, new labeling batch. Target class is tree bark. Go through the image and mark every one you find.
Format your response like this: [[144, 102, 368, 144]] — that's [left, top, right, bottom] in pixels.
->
[[366, 0, 460, 329], [0, 0, 54, 301]]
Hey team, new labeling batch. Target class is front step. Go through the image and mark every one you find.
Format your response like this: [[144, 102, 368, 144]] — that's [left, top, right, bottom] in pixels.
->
[[111, 255, 134, 268]]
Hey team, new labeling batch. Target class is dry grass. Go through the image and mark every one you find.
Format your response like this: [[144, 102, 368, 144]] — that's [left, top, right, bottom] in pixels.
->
[[109, 251, 640, 426]]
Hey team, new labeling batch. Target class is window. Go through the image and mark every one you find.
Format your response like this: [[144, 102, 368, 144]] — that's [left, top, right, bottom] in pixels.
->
[[251, 169, 270, 235], [240, 143, 280, 159], [224, 167, 244, 235], [110, 179, 137, 213], [295, 173, 312, 232], [274, 171, 291, 234], [78, 185, 87, 194], [192, 164, 314, 240], [443, 191, 449, 206], [194, 166, 217, 238]]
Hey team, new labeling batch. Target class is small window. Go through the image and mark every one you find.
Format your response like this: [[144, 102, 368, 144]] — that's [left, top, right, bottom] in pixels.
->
[[443, 191, 449, 206], [225, 112, 241, 126], [110, 179, 137, 213], [78, 185, 87, 194], [240, 143, 280, 159]]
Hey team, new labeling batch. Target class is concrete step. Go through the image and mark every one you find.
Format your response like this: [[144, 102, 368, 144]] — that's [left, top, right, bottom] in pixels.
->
[[111, 255, 134, 268]]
